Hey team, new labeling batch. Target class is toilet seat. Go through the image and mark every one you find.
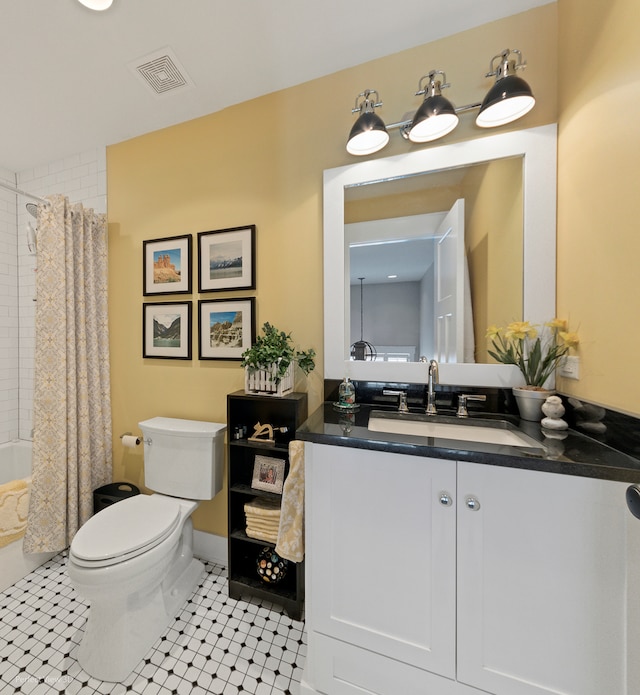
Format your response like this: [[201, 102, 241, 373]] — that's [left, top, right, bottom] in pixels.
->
[[70, 494, 182, 568]]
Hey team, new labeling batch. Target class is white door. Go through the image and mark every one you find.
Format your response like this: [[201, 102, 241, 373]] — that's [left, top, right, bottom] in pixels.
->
[[307, 444, 457, 679], [457, 461, 630, 695], [434, 199, 464, 363]]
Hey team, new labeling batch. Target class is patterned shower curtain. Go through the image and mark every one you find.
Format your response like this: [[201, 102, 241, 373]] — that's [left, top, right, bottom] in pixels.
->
[[24, 195, 112, 554]]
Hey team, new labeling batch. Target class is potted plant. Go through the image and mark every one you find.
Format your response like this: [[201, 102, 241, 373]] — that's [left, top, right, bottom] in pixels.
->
[[241, 322, 316, 396], [486, 319, 579, 420]]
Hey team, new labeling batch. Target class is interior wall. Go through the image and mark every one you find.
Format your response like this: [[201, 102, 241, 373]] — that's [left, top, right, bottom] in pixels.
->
[[464, 158, 523, 362], [0, 171, 18, 443], [350, 282, 421, 358], [556, 0, 640, 413], [107, 5, 558, 537]]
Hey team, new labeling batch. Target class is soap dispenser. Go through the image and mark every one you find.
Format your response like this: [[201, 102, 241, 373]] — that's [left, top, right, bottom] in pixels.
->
[[338, 376, 356, 408]]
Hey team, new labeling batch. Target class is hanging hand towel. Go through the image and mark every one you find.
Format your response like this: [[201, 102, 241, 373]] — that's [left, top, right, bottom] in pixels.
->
[[276, 440, 305, 562]]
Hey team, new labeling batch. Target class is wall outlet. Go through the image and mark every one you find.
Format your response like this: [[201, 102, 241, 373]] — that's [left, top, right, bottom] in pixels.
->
[[559, 355, 580, 380]]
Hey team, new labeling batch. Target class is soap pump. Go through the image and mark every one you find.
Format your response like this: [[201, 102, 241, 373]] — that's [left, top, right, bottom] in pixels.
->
[[338, 376, 356, 408]]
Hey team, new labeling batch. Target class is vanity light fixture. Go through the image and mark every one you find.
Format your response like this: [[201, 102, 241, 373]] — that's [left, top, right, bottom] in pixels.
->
[[408, 71, 459, 143], [346, 90, 390, 156], [476, 49, 535, 127], [346, 48, 534, 156], [77, 0, 114, 10]]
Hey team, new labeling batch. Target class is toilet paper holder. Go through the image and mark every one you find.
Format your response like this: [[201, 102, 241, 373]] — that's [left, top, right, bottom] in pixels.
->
[[120, 432, 143, 447]]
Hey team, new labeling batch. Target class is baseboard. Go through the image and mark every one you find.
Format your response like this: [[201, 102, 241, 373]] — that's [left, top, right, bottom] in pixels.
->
[[193, 530, 228, 567]]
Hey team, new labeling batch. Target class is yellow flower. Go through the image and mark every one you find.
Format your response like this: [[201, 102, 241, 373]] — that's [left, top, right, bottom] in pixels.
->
[[546, 318, 568, 331], [485, 325, 501, 338], [559, 331, 579, 349], [505, 321, 537, 340]]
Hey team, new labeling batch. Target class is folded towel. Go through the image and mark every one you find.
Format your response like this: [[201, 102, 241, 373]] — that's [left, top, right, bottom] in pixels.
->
[[244, 497, 281, 518], [276, 440, 305, 563], [0, 477, 31, 549], [246, 517, 280, 533]]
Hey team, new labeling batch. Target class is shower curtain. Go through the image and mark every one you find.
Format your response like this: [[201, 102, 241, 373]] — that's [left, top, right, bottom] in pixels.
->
[[24, 195, 112, 554]]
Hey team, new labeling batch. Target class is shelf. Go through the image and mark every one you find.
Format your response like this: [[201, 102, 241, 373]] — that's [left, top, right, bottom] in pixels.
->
[[229, 577, 303, 621], [227, 391, 307, 621], [230, 528, 275, 546], [230, 439, 289, 453], [230, 483, 282, 502]]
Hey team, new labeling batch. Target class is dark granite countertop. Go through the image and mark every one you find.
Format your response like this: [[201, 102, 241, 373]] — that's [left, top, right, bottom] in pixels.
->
[[296, 402, 640, 484]]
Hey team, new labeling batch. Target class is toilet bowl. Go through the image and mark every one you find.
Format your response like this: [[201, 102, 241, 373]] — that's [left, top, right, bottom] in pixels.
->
[[67, 417, 226, 682]]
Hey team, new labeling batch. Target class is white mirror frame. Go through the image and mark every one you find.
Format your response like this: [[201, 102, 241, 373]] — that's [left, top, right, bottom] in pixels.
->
[[324, 123, 557, 387]]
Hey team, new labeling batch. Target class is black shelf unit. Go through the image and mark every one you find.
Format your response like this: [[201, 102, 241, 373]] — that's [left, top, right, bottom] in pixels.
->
[[227, 390, 307, 620]]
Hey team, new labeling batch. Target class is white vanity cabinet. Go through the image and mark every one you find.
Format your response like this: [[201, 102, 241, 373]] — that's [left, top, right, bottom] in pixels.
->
[[302, 443, 638, 695]]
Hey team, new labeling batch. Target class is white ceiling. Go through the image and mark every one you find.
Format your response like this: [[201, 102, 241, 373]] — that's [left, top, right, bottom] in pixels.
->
[[2, 0, 551, 172]]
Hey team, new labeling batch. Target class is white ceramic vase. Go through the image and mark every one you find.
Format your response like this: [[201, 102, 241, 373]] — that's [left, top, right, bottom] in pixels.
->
[[512, 386, 554, 422]]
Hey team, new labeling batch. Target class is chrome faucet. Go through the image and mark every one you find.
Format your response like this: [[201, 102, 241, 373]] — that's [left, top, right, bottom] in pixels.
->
[[426, 358, 439, 415]]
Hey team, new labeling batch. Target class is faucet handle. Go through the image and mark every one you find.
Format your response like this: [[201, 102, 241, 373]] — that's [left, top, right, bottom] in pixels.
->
[[457, 393, 487, 417], [382, 389, 409, 412]]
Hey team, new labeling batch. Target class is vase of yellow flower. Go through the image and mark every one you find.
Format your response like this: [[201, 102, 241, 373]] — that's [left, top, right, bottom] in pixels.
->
[[486, 319, 579, 421]]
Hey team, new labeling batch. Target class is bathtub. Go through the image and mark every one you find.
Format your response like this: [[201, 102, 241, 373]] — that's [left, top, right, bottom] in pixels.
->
[[0, 440, 55, 593]]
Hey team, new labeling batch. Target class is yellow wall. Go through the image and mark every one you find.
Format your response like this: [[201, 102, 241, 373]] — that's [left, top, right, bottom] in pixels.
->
[[108, 5, 558, 536], [465, 158, 523, 362], [556, 0, 640, 413]]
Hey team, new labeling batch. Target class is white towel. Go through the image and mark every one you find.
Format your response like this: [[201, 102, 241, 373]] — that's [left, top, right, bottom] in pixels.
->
[[276, 440, 305, 562]]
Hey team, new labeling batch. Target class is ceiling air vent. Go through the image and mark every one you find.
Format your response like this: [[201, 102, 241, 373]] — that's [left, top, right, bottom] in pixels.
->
[[130, 47, 194, 96]]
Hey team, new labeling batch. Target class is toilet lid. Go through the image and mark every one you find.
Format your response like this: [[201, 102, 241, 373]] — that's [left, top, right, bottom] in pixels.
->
[[71, 494, 181, 566]]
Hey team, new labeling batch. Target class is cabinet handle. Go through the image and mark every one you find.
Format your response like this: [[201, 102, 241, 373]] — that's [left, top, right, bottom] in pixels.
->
[[465, 496, 481, 511], [439, 492, 453, 507]]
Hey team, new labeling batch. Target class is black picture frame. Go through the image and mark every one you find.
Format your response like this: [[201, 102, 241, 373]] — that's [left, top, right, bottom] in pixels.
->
[[197, 225, 256, 292], [143, 234, 192, 295], [143, 301, 192, 359], [198, 297, 256, 360]]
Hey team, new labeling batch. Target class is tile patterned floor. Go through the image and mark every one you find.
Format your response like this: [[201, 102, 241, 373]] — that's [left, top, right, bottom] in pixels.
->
[[0, 553, 306, 694]]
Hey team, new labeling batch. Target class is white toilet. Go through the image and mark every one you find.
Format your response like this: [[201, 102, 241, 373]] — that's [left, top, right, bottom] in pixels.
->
[[67, 417, 226, 682]]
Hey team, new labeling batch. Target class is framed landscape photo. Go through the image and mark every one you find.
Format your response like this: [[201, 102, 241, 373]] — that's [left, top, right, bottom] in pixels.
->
[[198, 225, 256, 292], [198, 297, 256, 360], [251, 455, 285, 495], [143, 234, 192, 295], [143, 302, 192, 359]]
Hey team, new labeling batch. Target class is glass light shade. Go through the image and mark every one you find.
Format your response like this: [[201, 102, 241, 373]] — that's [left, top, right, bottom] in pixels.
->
[[408, 95, 459, 143], [346, 112, 389, 156], [77, 0, 114, 10], [476, 75, 535, 128]]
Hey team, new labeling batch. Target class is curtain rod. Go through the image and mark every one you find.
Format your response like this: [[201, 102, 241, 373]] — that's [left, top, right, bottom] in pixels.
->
[[0, 179, 49, 205]]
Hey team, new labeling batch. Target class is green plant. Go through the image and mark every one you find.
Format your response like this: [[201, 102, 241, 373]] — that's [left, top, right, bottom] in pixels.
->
[[486, 319, 579, 388], [241, 322, 316, 384]]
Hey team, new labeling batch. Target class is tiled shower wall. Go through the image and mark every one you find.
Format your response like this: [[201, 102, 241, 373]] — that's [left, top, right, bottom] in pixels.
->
[[0, 169, 19, 442], [0, 149, 107, 443]]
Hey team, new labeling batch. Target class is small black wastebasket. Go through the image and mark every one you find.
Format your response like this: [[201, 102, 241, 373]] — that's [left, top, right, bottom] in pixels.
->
[[93, 482, 140, 515]]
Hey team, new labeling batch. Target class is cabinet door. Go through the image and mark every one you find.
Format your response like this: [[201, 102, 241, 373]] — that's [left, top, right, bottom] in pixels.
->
[[457, 461, 630, 695], [306, 444, 457, 679]]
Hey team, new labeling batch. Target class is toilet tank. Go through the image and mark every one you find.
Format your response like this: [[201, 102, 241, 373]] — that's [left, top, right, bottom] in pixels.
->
[[139, 417, 226, 500]]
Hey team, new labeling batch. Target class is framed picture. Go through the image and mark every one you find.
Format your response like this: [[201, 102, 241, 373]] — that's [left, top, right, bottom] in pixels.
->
[[143, 302, 192, 359], [198, 225, 256, 292], [143, 234, 192, 295], [198, 297, 256, 360], [251, 455, 285, 495]]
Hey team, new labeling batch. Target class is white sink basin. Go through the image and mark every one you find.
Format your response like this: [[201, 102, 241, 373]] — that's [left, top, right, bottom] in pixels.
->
[[368, 413, 541, 449]]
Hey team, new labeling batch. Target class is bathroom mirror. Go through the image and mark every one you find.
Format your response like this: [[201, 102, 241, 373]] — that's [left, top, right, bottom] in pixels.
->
[[324, 124, 557, 387]]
